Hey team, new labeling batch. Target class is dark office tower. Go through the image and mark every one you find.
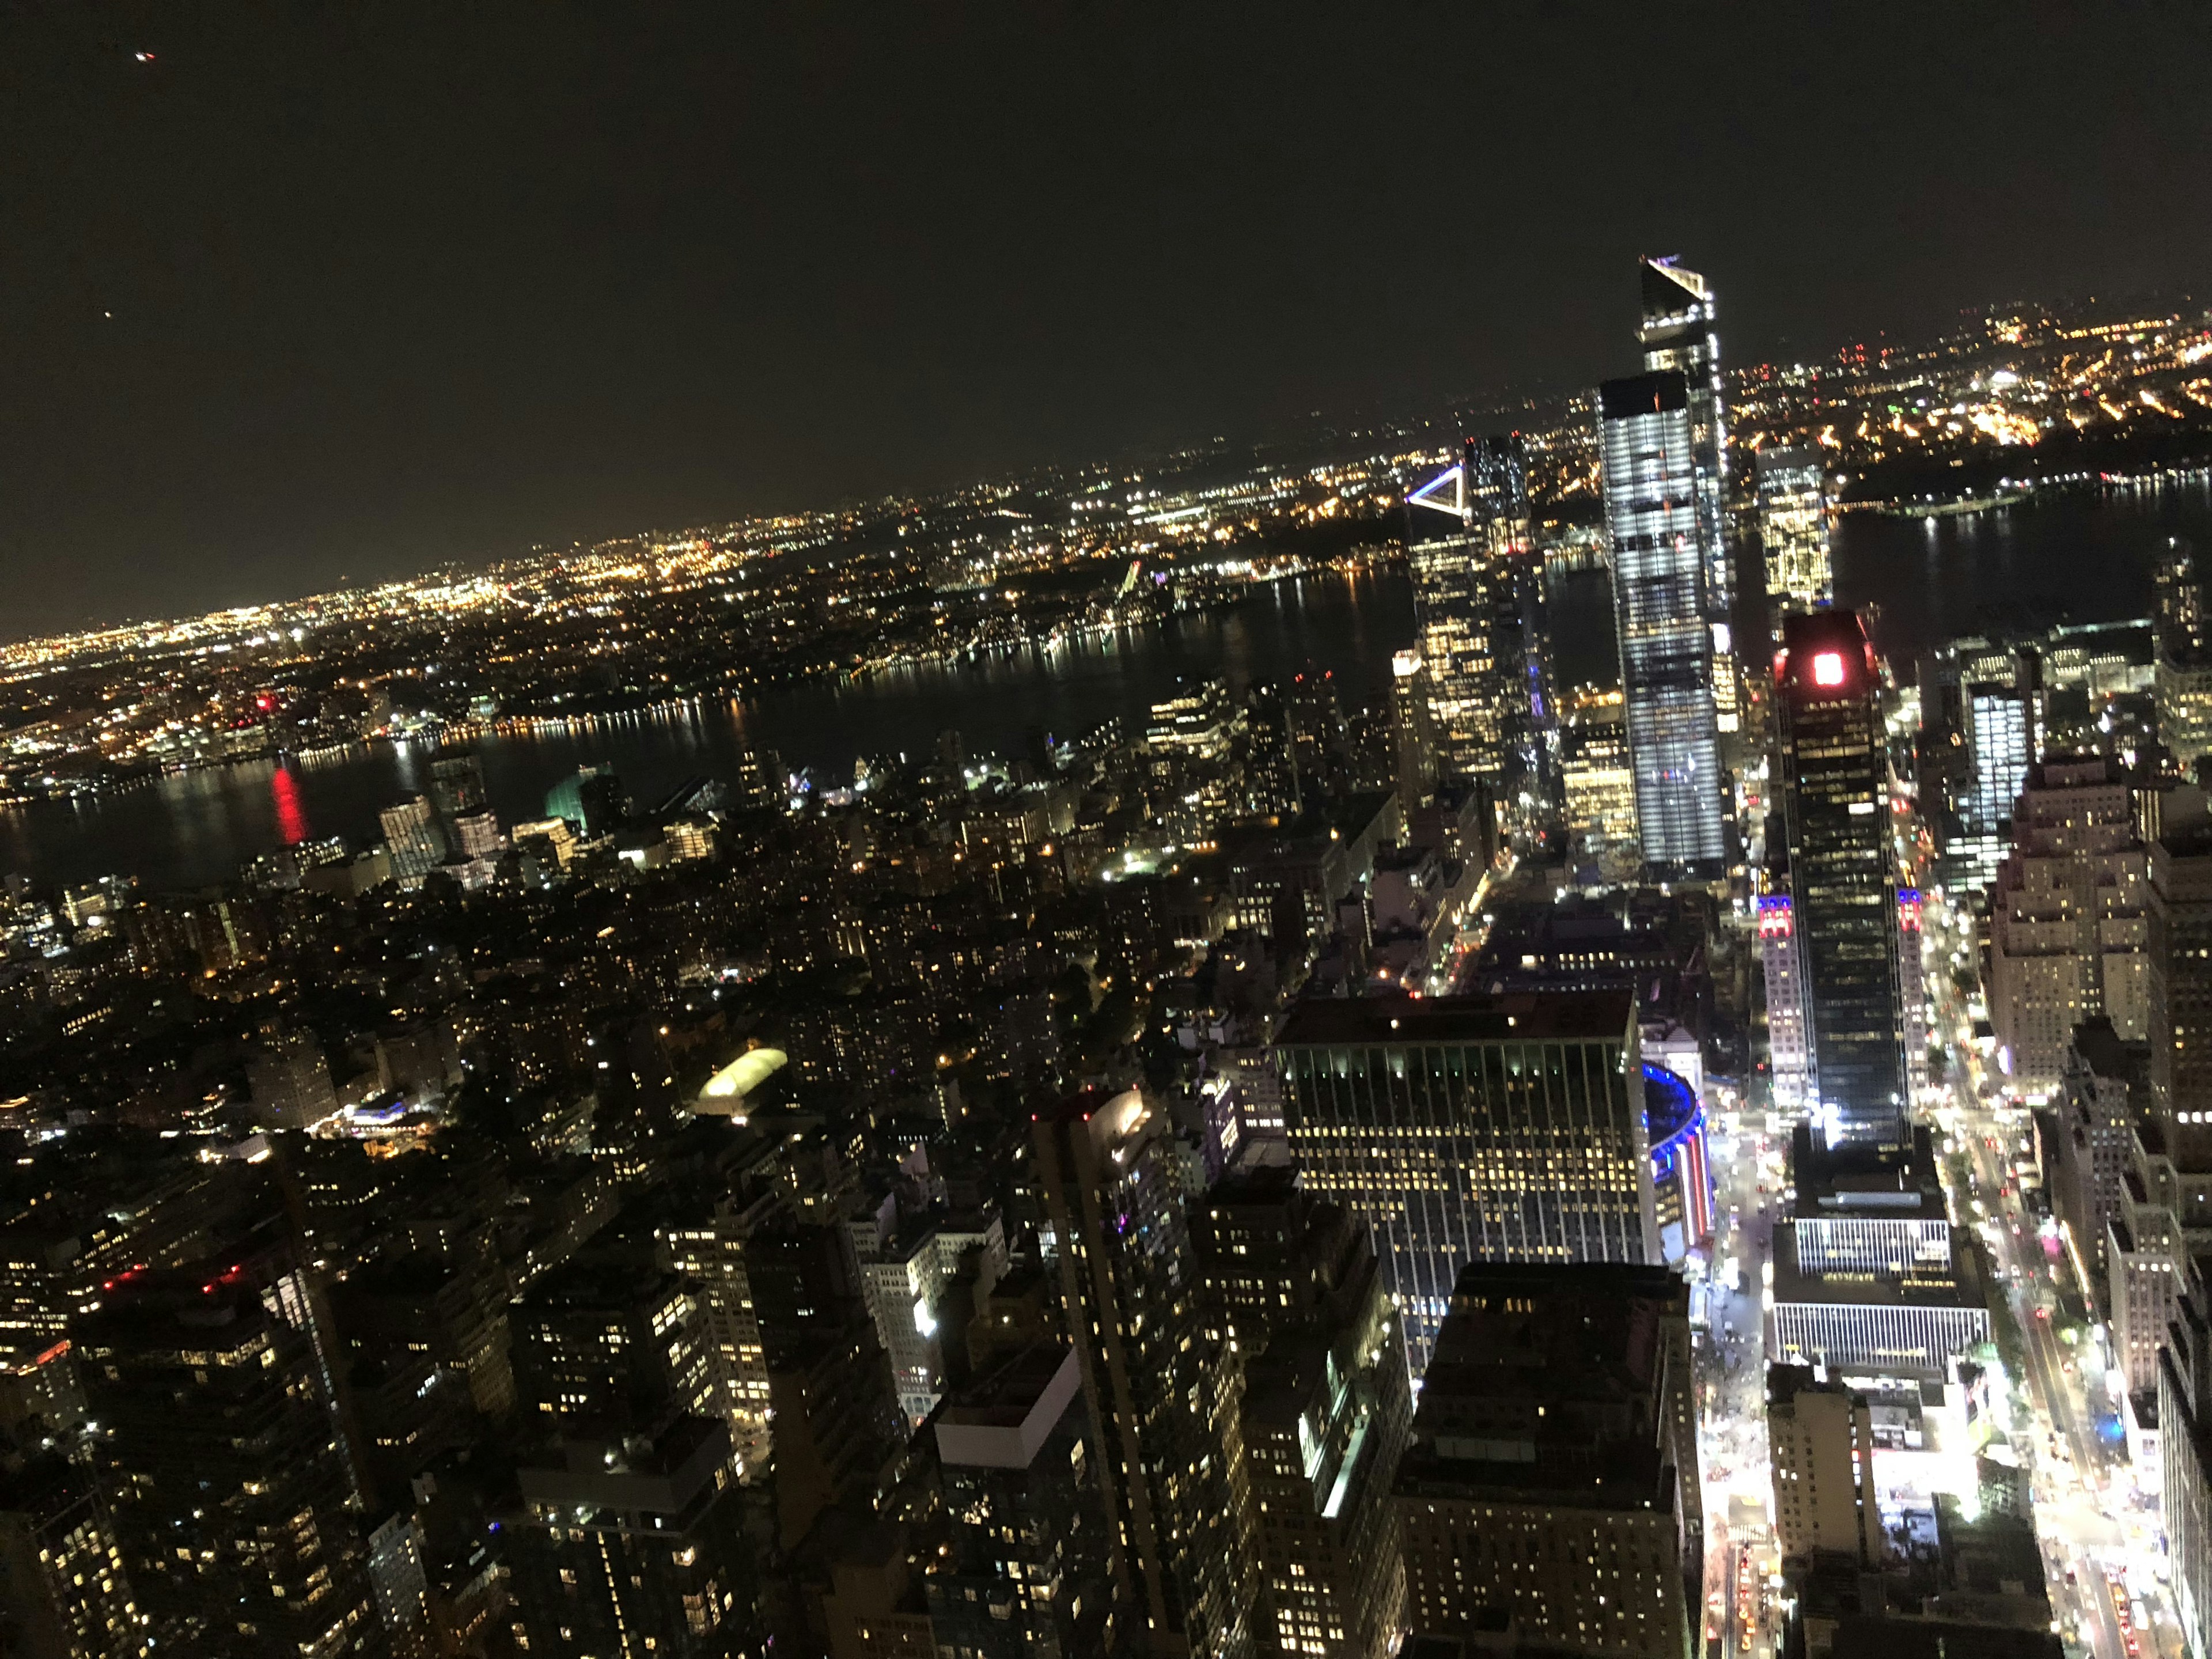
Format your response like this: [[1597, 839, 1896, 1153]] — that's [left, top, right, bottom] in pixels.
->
[[543, 762, 628, 836], [1031, 1089, 1250, 1657], [502, 1259, 759, 1659], [1637, 256, 1730, 632], [744, 1219, 908, 1552], [1467, 432, 1558, 812], [2155, 538, 2212, 772], [1196, 1170, 1412, 1659], [1776, 609, 1907, 1146], [1388, 650, 1440, 813], [1600, 372, 1729, 880], [0, 1455, 147, 1659], [1392, 1263, 1702, 1659], [929, 1343, 1127, 1659], [1272, 990, 1658, 1373], [2157, 536, 2210, 665], [509, 1259, 720, 1431], [77, 1271, 381, 1658], [2147, 820, 2212, 1131], [1245, 681, 1304, 816], [427, 750, 487, 819]]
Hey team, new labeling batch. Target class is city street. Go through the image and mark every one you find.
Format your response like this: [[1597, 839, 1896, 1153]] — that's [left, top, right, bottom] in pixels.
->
[[1921, 889, 2171, 1659]]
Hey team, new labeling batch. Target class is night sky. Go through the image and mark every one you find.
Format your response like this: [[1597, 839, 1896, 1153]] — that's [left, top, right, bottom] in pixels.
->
[[4, 2, 2209, 639]]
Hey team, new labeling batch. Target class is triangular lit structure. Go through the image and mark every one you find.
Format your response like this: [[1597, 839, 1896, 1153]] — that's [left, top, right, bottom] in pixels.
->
[[1406, 463, 1466, 520]]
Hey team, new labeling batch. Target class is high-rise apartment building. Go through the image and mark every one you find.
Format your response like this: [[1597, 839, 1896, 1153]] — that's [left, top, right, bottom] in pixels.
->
[[2162, 1278, 2212, 1659], [1404, 435, 1551, 809], [1766, 1366, 1877, 1566], [1775, 609, 1906, 1146], [1468, 434, 1556, 812], [1560, 701, 1638, 854], [1759, 893, 1811, 1119], [2050, 1018, 2148, 1294], [1755, 447, 1834, 618], [246, 1020, 340, 1130], [1272, 990, 1656, 1370], [77, 1271, 381, 1658], [929, 1343, 1126, 1659], [1988, 756, 2149, 1098], [380, 794, 449, 881], [503, 1256, 759, 1659], [1407, 478, 1505, 789], [1600, 370, 1729, 879], [1392, 1262, 1701, 1659], [1196, 1168, 1411, 1659], [0, 1455, 147, 1659], [1031, 1090, 1250, 1657], [2156, 537, 2212, 771]]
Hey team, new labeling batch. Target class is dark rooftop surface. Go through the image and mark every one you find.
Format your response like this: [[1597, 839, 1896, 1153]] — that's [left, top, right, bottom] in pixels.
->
[[1272, 990, 1636, 1048]]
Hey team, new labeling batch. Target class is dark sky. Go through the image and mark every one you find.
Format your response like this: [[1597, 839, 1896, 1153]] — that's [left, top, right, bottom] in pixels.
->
[[4, 2, 2209, 640]]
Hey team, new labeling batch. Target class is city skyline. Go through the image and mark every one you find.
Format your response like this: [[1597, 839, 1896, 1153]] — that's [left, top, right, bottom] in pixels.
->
[[6, 4, 2212, 637], [6, 17, 2212, 1659]]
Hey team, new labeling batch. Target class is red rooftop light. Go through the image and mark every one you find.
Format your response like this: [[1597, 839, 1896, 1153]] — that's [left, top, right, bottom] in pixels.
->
[[1811, 652, 1846, 687]]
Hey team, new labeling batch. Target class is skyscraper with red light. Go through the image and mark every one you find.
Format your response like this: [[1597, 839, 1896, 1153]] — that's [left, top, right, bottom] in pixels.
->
[[1776, 609, 1906, 1146]]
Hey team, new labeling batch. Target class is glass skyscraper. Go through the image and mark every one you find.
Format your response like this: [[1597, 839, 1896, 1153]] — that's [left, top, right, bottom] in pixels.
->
[[1755, 446, 1835, 617], [1600, 371, 1729, 878], [1638, 257, 1729, 630], [1271, 990, 1657, 1373], [1406, 434, 1554, 809], [1776, 609, 1907, 1146]]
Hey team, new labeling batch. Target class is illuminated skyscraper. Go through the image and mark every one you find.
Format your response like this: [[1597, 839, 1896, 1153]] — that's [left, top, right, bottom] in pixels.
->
[[1272, 990, 1657, 1372], [1986, 757, 2148, 1099], [1759, 895, 1810, 1118], [1404, 435, 1552, 809], [379, 794, 448, 881], [1637, 257, 1729, 630], [1406, 470, 1504, 787], [1775, 609, 1906, 1145], [1755, 446, 1834, 618], [1600, 371, 1729, 878]]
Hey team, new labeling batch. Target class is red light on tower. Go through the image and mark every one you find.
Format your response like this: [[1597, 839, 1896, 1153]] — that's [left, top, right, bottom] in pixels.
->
[[1810, 652, 1846, 687]]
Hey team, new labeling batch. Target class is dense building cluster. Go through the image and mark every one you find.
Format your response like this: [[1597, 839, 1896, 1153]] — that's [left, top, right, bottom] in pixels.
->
[[13, 256, 2212, 1659]]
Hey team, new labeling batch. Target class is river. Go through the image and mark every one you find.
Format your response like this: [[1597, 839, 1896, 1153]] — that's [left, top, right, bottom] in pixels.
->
[[5, 472, 2210, 893]]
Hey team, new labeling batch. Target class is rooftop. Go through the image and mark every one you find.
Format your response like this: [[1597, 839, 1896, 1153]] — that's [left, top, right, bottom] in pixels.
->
[[1272, 989, 1635, 1049]]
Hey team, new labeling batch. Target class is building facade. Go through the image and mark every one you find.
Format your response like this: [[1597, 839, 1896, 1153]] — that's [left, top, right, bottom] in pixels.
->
[[1392, 1262, 1701, 1659], [1031, 1090, 1251, 1658], [1759, 894, 1811, 1120], [1775, 609, 1906, 1146], [1755, 446, 1834, 618], [1767, 1366, 1877, 1566], [1272, 991, 1657, 1372], [1600, 371, 1729, 879], [1987, 756, 2149, 1099]]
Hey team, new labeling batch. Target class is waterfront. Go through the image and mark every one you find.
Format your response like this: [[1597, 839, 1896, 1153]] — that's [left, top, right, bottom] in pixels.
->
[[7, 474, 2212, 893], [0, 568, 1420, 891]]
